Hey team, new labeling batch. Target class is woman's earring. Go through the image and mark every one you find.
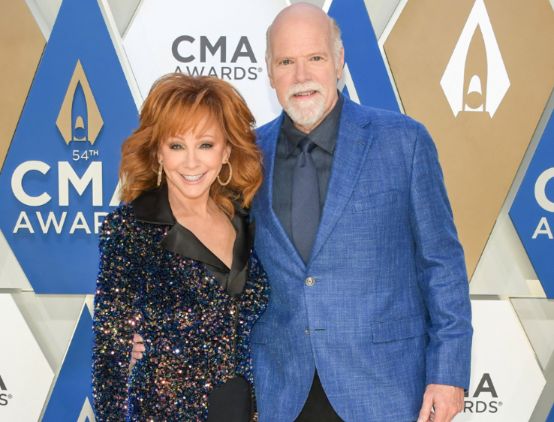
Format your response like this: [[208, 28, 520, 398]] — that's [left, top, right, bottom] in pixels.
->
[[217, 161, 232, 186], [157, 161, 163, 187]]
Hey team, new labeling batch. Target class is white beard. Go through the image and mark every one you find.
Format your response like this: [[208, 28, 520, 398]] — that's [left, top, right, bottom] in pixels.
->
[[284, 82, 326, 129]]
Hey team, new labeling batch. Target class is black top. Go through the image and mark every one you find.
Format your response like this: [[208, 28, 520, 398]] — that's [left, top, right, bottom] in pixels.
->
[[132, 184, 254, 296], [130, 185, 255, 421], [272, 95, 343, 241]]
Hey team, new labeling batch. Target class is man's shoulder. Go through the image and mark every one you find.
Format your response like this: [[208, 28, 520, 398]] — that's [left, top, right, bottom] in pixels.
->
[[255, 114, 283, 144], [349, 103, 433, 156], [346, 100, 421, 133]]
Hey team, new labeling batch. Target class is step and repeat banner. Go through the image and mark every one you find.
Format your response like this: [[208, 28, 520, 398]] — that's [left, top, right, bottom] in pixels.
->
[[0, 0, 553, 421]]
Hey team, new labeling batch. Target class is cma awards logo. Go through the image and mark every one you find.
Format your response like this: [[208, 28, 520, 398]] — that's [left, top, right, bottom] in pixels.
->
[[510, 111, 554, 298], [0, 374, 13, 406], [0, 0, 137, 293], [440, 0, 509, 117], [171, 35, 262, 81], [531, 167, 554, 239], [463, 373, 502, 414], [11, 60, 118, 236]]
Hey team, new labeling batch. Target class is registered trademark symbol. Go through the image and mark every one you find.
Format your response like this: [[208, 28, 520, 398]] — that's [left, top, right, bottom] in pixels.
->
[[498, 401, 503, 406], [258, 67, 263, 72], [7, 394, 12, 399]]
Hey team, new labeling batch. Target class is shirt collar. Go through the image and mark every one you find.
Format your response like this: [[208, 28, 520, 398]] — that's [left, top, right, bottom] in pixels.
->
[[281, 93, 344, 157]]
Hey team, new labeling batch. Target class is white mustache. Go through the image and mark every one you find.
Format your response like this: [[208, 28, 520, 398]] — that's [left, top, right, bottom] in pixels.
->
[[287, 82, 323, 98]]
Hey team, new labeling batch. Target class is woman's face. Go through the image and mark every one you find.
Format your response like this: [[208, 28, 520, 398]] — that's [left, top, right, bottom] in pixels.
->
[[158, 117, 231, 204]]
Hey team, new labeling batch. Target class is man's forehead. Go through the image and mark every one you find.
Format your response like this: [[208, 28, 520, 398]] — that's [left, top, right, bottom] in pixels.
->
[[269, 20, 332, 55]]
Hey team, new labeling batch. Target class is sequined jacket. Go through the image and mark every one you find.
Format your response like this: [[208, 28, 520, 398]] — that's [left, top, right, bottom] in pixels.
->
[[92, 188, 269, 421]]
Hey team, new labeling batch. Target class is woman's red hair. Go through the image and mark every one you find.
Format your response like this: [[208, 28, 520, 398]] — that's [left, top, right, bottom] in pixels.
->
[[119, 73, 263, 216]]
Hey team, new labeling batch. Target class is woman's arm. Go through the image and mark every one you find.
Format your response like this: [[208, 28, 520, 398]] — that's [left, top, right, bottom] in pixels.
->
[[92, 208, 141, 421]]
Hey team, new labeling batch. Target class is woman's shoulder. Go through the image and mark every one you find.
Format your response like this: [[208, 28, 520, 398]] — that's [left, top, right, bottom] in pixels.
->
[[102, 203, 135, 229], [98, 203, 138, 245]]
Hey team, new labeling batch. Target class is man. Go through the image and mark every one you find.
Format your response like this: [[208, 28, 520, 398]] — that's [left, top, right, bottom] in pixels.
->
[[249, 3, 472, 422]]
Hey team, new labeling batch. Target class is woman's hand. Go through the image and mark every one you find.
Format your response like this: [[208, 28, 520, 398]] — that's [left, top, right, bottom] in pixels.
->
[[129, 333, 145, 371]]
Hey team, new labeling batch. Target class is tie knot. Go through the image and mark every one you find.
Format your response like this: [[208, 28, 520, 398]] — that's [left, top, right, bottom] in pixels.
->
[[298, 137, 316, 154]]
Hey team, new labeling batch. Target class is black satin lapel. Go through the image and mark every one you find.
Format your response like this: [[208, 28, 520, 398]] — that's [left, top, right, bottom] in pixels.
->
[[160, 223, 228, 272], [226, 212, 252, 296], [132, 184, 175, 225]]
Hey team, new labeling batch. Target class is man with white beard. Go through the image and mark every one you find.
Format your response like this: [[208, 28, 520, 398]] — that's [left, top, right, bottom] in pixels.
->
[[248, 3, 473, 422]]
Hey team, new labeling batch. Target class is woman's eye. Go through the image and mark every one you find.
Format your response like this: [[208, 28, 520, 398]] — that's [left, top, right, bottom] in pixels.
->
[[199, 143, 213, 149], [169, 143, 183, 150]]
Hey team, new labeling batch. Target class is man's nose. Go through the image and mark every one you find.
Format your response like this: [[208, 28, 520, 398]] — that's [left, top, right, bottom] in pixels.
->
[[294, 60, 308, 83]]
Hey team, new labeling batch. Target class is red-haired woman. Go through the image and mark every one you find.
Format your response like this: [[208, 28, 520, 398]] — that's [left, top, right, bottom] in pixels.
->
[[92, 73, 268, 421]]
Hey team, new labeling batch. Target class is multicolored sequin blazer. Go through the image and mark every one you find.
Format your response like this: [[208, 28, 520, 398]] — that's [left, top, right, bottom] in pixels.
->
[[92, 187, 269, 421]]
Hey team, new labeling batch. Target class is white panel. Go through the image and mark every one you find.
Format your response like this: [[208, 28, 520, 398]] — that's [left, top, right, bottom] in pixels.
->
[[0, 294, 54, 421], [25, 0, 142, 39], [0, 230, 32, 290], [11, 293, 86, 371], [24, 0, 61, 40], [456, 300, 546, 421], [511, 298, 554, 370], [292, 0, 322, 6], [470, 213, 544, 297], [123, 0, 287, 126], [106, 0, 142, 36], [365, 0, 402, 39]]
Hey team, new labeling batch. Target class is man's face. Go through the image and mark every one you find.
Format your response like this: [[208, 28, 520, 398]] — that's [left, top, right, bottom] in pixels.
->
[[268, 14, 344, 133]]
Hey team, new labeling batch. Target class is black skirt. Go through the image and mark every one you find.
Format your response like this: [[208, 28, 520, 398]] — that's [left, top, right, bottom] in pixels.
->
[[207, 376, 252, 422]]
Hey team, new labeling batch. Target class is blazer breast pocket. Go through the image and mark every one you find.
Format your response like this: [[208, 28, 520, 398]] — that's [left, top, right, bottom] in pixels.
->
[[351, 189, 400, 213]]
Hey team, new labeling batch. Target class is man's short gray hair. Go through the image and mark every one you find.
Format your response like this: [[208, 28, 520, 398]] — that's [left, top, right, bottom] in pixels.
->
[[265, 16, 344, 72]]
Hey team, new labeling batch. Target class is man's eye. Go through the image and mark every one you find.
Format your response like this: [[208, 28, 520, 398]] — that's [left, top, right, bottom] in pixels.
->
[[280, 59, 292, 65], [311, 56, 323, 62]]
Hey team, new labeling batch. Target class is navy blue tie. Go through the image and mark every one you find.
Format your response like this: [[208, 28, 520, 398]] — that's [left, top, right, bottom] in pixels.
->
[[291, 138, 320, 263]]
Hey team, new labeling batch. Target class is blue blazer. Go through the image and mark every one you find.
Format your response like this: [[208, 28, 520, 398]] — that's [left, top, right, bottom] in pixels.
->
[[250, 98, 472, 422]]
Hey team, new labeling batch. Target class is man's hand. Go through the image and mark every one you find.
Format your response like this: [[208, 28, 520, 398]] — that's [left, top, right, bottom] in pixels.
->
[[129, 333, 145, 370], [417, 384, 464, 422]]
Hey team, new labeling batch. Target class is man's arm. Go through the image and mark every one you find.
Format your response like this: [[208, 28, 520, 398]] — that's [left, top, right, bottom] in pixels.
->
[[408, 122, 473, 422]]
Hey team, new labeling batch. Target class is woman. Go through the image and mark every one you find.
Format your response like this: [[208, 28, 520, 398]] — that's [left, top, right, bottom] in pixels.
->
[[92, 73, 269, 421]]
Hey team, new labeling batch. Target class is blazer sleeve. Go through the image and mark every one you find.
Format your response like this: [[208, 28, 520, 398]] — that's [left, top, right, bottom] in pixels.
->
[[408, 122, 473, 389], [92, 209, 141, 421]]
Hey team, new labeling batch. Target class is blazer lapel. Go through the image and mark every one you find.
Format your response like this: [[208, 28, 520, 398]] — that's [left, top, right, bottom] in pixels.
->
[[256, 115, 305, 267], [309, 99, 374, 263]]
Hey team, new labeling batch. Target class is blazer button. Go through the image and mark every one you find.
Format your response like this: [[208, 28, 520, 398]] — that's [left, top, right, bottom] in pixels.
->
[[305, 277, 315, 287]]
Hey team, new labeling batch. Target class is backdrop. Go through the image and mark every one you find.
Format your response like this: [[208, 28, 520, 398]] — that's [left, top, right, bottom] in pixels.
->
[[0, 0, 553, 420]]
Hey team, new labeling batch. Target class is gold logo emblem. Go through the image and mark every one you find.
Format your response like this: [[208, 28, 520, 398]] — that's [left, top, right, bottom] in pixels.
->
[[56, 60, 103, 145]]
